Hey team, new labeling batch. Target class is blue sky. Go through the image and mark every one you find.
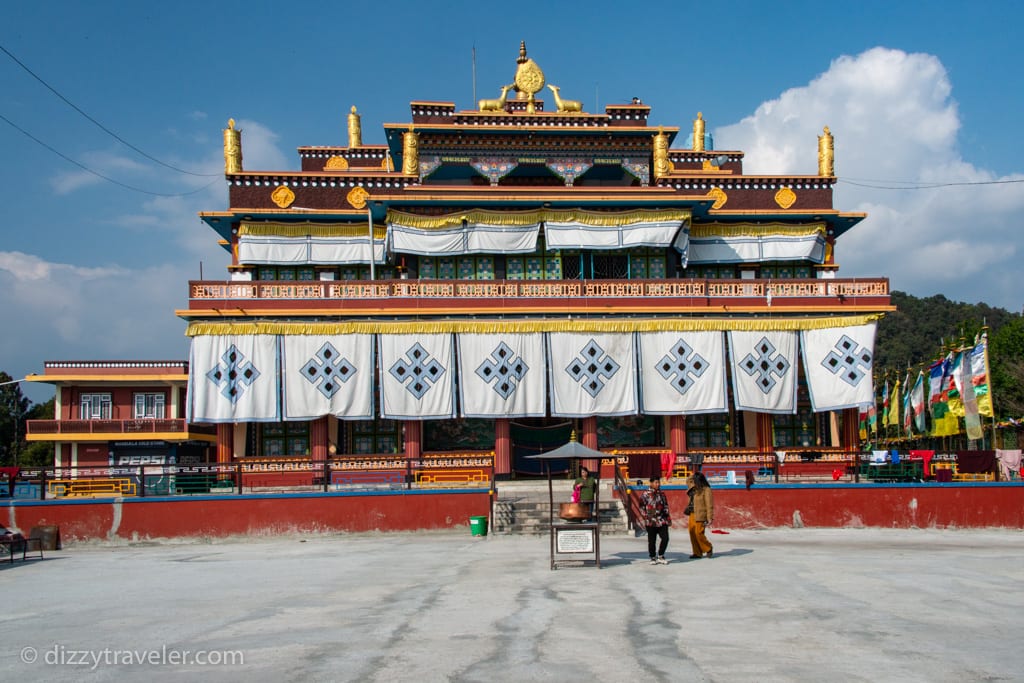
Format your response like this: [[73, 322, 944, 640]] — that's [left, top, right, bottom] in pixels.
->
[[3, 1, 1022, 403]]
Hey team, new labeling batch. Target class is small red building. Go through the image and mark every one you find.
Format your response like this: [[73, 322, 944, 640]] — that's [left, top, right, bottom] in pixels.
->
[[25, 361, 215, 470]]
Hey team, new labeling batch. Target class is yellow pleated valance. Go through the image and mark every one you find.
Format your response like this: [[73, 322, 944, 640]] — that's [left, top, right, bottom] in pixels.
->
[[186, 314, 882, 337], [689, 222, 825, 239], [239, 221, 387, 239], [386, 208, 690, 230]]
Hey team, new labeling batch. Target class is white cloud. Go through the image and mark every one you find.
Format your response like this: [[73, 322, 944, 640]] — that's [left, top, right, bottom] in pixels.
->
[[0, 252, 192, 401], [715, 47, 1024, 312], [3, 122, 292, 402], [50, 150, 151, 195]]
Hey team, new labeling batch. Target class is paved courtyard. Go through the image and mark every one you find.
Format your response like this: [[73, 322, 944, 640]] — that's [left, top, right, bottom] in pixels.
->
[[1, 527, 1022, 682]]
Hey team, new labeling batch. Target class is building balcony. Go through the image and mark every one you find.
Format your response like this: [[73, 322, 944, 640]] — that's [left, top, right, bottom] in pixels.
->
[[26, 419, 217, 443], [183, 277, 891, 317]]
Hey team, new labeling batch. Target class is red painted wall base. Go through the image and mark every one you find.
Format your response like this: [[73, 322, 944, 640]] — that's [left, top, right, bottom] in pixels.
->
[[4, 490, 491, 542], [653, 483, 1024, 529], [4, 484, 1023, 542]]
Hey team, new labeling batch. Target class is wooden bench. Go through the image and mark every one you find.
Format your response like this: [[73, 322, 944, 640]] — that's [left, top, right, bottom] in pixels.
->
[[0, 537, 44, 563]]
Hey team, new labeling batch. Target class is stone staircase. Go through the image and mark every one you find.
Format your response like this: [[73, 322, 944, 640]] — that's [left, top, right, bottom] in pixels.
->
[[492, 481, 632, 535]]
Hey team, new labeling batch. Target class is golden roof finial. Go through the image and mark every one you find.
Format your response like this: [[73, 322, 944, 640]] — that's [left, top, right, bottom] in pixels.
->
[[223, 118, 242, 174], [818, 125, 834, 176], [402, 124, 419, 176], [514, 42, 545, 114], [347, 105, 362, 148], [653, 126, 670, 180], [692, 112, 706, 152]]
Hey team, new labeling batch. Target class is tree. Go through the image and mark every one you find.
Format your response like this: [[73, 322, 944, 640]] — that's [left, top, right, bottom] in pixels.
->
[[990, 318, 1024, 418], [0, 372, 31, 467], [20, 397, 56, 467]]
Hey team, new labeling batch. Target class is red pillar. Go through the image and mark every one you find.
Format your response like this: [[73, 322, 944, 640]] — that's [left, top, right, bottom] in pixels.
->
[[669, 414, 686, 455], [494, 418, 511, 477], [310, 417, 328, 461], [404, 420, 421, 460], [216, 424, 234, 464], [757, 413, 774, 456], [581, 416, 599, 471], [841, 407, 860, 452]]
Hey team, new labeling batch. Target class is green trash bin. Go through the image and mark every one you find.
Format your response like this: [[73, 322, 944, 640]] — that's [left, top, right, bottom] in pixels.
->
[[469, 515, 489, 537]]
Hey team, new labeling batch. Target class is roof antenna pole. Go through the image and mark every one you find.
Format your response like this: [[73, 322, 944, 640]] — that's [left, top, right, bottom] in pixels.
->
[[472, 45, 477, 106]]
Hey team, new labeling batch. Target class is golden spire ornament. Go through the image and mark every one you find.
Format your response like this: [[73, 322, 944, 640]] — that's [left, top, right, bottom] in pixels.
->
[[818, 126, 835, 176], [347, 106, 362, 148], [692, 112, 706, 152], [513, 41, 545, 114], [223, 118, 242, 174]]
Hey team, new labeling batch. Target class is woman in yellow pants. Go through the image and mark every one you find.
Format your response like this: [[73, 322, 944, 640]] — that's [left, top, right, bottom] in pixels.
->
[[687, 472, 714, 558]]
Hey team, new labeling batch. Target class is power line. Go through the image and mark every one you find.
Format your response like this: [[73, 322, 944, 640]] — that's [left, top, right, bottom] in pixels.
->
[[0, 112, 220, 197], [0, 42, 220, 178], [838, 177, 1024, 190]]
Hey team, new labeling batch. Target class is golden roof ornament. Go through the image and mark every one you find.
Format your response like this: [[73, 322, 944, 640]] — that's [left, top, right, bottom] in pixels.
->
[[692, 112, 706, 152], [547, 84, 582, 113], [513, 41, 545, 114], [478, 84, 514, 112], [223, 118, 242, 174], [818, 125, 834, 176], [347, 105, 362, 148], [402, 124, 419, 176], [652, 126, 671, 180]]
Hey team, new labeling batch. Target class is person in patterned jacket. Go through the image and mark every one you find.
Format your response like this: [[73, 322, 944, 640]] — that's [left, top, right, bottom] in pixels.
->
[[640, 476, 672, 564]]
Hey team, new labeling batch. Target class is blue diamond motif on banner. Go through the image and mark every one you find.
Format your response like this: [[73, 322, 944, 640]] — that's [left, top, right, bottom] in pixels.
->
[[739, 337, 790, 395], [476, 341, 529, 400], [206, 344, 260, 404], [657, 339, 708, 396], [566, 339, 620, 398], [821, 335, 872, 387], [390, 342, 446, 399], [300, 342, 357, 398]]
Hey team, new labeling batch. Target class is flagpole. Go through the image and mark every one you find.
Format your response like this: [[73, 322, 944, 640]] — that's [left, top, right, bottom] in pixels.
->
[[981, 326, 997, 448]]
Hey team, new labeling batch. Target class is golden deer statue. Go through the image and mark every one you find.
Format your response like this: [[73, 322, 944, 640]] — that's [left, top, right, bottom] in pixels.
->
[[547, 84, 582, 113], [478, 84, 514, 112]]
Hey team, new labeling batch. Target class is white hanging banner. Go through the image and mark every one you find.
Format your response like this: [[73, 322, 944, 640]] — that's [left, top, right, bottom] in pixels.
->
[[728, 330, 798, 414], [800, 323, 876, 412], [188, 335, 279, 422], [639, 331, 727, 415], [547, 333, 638, 417], [388, 222, 540, 256], [457, 333, 547, 418], [281, 335, 374, 420], [378, 334, 455, 419]]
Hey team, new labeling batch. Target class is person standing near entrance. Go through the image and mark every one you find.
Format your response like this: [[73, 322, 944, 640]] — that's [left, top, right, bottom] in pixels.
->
[[640, 476, 671, 565], [687, 472, 714, 558], [573, 466, 598, 519]]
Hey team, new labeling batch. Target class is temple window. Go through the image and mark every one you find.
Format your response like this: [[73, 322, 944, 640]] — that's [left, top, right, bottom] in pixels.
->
[[686, 413, 730, 449], [133, 393, 166, 419], [347, 418, 401, 454], [79, 393, 112, 420], [249, 422, 310, 457]]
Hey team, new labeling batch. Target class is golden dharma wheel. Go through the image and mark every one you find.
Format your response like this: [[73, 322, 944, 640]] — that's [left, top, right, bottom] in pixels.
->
[[514, 59, 545, 96]]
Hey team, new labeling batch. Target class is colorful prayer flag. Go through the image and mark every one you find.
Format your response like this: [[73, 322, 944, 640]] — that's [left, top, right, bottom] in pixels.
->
[[910, 370, 926, 433], [881, 379, 890, 426], [954, 347, 983, 440], [970, 333, 993, 418], [886, 377, 900, 428], [902, 371, 913, 434]]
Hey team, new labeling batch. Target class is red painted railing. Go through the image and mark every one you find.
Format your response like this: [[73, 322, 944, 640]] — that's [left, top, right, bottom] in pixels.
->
[[26, 419, 215, 436]]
